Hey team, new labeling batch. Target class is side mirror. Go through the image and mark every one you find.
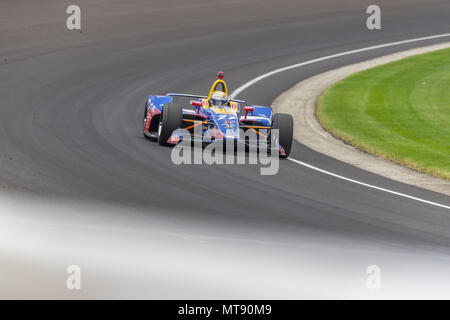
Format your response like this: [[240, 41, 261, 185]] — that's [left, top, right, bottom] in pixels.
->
[[191, 100, 202, 107], [244, 106, 254, 120], [191, 100, 202, 114]]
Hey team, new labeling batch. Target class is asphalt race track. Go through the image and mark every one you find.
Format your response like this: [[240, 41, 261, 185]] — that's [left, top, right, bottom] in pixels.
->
[[1, 0, 450, 297]]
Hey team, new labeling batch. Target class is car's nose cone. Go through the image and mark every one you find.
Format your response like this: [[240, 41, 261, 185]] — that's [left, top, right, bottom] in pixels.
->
[[214, 115, 239, 139]]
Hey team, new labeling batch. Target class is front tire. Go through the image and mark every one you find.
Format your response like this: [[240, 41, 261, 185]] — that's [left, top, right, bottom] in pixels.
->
[[158, 103, 183, 146], [271, 113, 293, 157]]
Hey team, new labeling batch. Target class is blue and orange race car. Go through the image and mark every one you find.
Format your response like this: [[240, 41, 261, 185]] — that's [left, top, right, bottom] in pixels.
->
[[142, 72, 293, 157]]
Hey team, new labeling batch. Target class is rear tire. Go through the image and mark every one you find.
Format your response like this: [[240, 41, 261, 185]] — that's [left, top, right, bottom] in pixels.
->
[[271, 113, 293, 157], [143, 101, 150, 138], [158, 103, 183, 146]]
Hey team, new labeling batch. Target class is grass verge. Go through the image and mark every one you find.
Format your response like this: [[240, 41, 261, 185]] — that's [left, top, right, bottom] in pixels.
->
[[317, 48, 450, 180]]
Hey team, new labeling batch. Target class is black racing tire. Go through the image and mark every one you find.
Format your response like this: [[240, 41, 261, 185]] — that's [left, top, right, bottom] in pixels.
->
[[158, 103, 183, 146], [143, 101, 150, 138], [271, 113, 293, 158]]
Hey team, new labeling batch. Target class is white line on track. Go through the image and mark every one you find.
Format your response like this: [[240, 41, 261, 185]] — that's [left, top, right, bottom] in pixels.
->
[[231, 33, 450, 210], [230, 33, 450, 98], [288, 158, 450, 210]]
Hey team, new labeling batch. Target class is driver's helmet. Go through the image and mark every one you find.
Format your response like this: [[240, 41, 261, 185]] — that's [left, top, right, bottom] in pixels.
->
[[210, 91, 228, 107]]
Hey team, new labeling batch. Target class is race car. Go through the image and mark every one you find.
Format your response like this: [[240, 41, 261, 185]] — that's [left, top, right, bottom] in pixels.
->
[[142, 72, 293, 157]]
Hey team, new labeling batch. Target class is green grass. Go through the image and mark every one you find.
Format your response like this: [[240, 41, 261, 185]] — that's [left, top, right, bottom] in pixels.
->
[[318, 48, 450, 180]]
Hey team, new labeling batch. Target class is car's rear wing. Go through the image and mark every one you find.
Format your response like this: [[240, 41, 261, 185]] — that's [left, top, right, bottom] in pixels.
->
[[166, 93, 246, 105]]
